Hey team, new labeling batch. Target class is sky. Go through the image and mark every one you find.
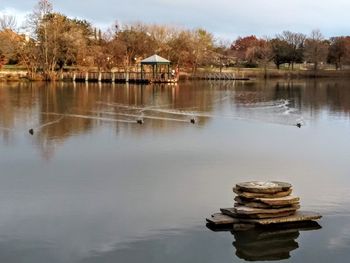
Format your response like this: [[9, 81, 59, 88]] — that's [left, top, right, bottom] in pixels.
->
[[1, 0, 350, 41]]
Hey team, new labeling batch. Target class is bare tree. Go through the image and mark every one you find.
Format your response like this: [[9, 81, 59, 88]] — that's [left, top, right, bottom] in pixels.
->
[[277, 31, 306, 69], [246, 38, 273, 78], [304, 30, 329, 71], [0, 14, 17, 31], [0, 28, 21, 65], [327, 37, 350, 70]]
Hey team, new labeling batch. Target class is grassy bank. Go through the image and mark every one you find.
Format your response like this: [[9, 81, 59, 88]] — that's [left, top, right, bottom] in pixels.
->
[[2, 66, 350, 82], [191, 67, 350, 80]]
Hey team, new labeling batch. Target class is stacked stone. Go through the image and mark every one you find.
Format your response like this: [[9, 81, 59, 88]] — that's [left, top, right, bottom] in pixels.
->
[[222, 181, 300, 220]]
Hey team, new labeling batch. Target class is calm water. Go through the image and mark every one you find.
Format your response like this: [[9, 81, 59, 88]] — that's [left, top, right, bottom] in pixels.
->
[[1, 79, 350, 262]]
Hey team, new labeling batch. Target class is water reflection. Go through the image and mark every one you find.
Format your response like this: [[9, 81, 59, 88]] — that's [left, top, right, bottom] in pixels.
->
[[207, 221, 322, 261], [2, 79, 350, 159], [1, 79, 350, 262]]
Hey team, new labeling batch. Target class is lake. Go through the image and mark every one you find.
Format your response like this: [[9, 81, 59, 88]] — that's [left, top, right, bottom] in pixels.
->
[[0, 79, 350, 262]]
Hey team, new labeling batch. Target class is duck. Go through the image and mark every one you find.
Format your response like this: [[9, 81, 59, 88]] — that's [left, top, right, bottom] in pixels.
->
[[29, 128, 34, 135], [296, 123, 302, 128], [190, 118, 196, 124], [137, 119, 144, 125]]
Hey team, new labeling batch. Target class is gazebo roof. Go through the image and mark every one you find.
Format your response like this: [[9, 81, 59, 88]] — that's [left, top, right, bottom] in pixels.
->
[[141, 54, 171, 65]]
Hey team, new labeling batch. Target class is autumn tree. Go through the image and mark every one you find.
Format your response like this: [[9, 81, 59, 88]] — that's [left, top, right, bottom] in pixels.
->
[[23, 0, 93, 79], [145, 24, 175, 57], [0, 16, 18, 65], [188, 29, 214, 72], [231, 35, 260, 66], [0, 29, 22, 65], [17, 38, 40, 78], [276, 31, 305, 69], [304, 30, 329, 70], [327, 36, 350, 70], [168, 29, 194, 69], [270, 38, 291, 69], [211, 40, 235, 72], [246, 39, 273, 77], [109, 23, 156, 72]]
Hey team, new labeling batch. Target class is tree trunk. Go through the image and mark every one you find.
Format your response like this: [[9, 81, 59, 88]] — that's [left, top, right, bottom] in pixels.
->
[[264, 64, 268, 79]]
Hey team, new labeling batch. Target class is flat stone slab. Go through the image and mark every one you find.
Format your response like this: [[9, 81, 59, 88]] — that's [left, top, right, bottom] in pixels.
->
[[206, 211, 322, 227], [233, 187, 292, 199], [236, 181, 292, 194], [236, 211, 322, 225], [234, 198, 296, 209], [233, 205, 300, 215], [256, 196, 299, 206], [221, 208, 296, 219], [235, 198, 275, 209], [236, 196, 300, 207], [206, 213, 240, 225]]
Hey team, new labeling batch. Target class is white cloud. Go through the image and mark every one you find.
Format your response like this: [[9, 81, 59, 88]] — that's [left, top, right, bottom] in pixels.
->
[[1, 0, 350, 38]]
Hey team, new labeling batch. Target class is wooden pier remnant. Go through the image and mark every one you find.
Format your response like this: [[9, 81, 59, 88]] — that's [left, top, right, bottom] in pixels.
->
[[60, 71, 173, 84], [206, 181, 322, 228], [191, 72, 249, 81]]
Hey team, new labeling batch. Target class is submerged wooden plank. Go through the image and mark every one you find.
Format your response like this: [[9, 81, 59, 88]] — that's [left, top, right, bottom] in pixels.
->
[[236, 181, 292, 194], [233, 187, 292, 199]]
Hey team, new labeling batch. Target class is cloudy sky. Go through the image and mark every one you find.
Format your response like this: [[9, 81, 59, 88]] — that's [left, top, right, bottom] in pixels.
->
[[1, 0, 350, 40]]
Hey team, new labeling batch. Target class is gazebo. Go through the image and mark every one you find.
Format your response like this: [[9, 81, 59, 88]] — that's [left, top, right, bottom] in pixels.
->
[[140, 54, 171, 81]]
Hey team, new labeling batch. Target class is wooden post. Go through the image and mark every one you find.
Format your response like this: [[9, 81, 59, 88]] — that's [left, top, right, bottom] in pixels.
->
[[126, 72, 129, 82], [112, 72, 115, 83], [73, 72, 76, 82], [98, 72, 102, 82], [141, 64, 144, 80], [85, 72, 89, 82], [168, 64, 170, 80], [156, 64, 158, 79]]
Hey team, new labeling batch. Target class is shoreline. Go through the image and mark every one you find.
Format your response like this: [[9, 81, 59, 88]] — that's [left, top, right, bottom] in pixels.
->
[[1, 68, 350, 83]]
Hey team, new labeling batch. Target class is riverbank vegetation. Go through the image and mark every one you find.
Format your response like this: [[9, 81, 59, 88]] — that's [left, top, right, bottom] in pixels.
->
[[1, 0, 350, 81]]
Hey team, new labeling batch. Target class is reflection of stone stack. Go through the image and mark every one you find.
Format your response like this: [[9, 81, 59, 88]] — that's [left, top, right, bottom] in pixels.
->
[[224, 181, 300, 220], [233, 227, 299, 261], [230, 221, 322, 261], [207, 181, 322, 227]]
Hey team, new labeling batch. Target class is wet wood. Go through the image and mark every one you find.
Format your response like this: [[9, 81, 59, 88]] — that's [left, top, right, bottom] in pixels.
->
[[236, 181, 292, 194], [233, 187, 292, 198]]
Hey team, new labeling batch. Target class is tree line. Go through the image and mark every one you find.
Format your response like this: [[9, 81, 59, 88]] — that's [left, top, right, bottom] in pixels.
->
[[1, 0, 350, 80]]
